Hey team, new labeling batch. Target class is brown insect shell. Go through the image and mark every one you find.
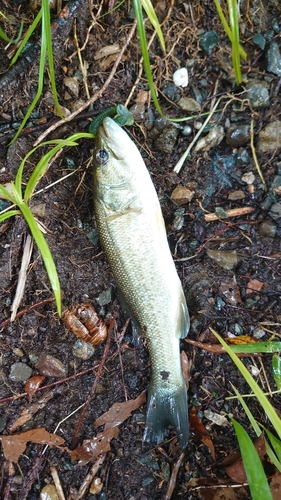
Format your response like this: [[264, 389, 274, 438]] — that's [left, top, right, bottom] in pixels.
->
[[77, 303, 107, 345], [62, 307, 94, 344]]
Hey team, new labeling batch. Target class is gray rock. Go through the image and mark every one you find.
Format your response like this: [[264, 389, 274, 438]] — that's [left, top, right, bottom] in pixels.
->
[[257, 121, 281, 154], [199, 31, 219, 54], [258, 220, 277, 237], [246, 82, 269, 109], [155, 126, 179, 154], [9, 362, 32, 382], [253, 33, 266, 50], [73, 339, 95, 360], [206, 249, 238, 270], [265, 41, 281, 77], [226, 125, 250, 147], [270, 202, 281, 220], [178, 97, 201, 113]]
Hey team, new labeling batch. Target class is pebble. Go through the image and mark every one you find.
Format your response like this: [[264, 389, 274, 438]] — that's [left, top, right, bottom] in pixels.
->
[[171, 208, 185, 231], [258, 121, 281, 154], [178, 97, 201, 112], [272, 175, 281, 195], [173, 68, 188, 88], [162, 83, 180, 103], [228, 190, 245, 200], [154, 126, 179, 154], [204, 409, 230, 427], [181, 125, 192, 136], [206, 249, 238, 270], [199, 31, 219, 53], [226, 125, 250, 147], [63, 77, 80, 97], [98, 286, 112, 306], [194, 125, 224, 152], [72, 339, 95, 360], [35, 354, 67, 378], [258, 220, 277, 237], [90, 477, 103, 495], [246, 82, 269, 109], [270, 202, 281, 220], [253, 327, 266, 339], [241, 171, 255, 184], [265, 41, 281, 77], [171, 185, 194, 205], [253, 33, 266, 50], [40, 484, 59, 500], [237, 147, 251, 165], [9, 362, 32, 382]]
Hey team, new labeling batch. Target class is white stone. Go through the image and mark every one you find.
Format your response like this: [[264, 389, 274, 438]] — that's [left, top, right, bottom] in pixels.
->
[[173, 67, 188, 88]]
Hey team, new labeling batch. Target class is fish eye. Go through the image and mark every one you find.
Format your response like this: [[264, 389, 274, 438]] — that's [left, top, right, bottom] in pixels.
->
[[95, 149, 109, 165]]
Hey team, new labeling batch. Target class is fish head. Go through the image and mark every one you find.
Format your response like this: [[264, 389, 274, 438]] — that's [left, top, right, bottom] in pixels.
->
[[93, 118, 142, 211]]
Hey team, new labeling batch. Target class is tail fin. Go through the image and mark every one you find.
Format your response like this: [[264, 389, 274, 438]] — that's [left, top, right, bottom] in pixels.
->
[[143, 383, 189, 448]]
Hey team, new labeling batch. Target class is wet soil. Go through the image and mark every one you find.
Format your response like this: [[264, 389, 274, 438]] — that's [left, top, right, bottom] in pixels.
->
[[1, 1, 281, 499]]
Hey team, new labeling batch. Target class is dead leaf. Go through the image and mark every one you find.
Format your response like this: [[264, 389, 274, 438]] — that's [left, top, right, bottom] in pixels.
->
[[225, 433, 266, 483], [94, 390, 146, 430], [270, 471, 281, 500], [70, 427, 119, 463], [190, 407, 215, 460], [70, 391, 146, 464], [219, 280, 242, 305], [246, 279, 268, 295], [181, 351, 190, 390], [0, 428, 65, 463], [9, 388, 57, 432], [94, 44, 120, 60]]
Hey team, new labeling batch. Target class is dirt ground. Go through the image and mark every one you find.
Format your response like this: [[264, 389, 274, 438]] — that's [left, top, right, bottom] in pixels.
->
[[1, 0, 281, 499]]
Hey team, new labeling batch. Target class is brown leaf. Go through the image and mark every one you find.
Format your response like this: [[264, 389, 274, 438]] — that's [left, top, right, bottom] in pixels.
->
[[94, 390, 146, 430], [219, 280, 242, 306], [0, 428, 65, 463], [70, 427, 119, 463], [270, 471, 281, 500], [9, 388, 56, 432], [225, 433, 266, 483], [181, 351, 190, 390], [246, 279, 267, 295], [190, 407, 215, 460]]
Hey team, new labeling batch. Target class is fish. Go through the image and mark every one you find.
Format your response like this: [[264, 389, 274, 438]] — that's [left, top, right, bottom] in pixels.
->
[[93, 117, 190, 448]]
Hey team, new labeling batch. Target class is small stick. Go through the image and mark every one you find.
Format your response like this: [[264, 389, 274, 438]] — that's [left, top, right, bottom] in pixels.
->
[[0, 297, 55, 329], [204, 206, 254, 222], [164, 452, 185, 500], [250, 119, 267, 190], [76, 454, 106, 500], [10, 234, 33, 322], [50, 466, 66, 500]]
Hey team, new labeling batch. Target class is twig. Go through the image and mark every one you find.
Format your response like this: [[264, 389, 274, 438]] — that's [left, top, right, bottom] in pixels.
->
[[174, 220, 256, 262], [10, 234, 33, 322], [18, 447, 46, 500], [71, 320, 113, 448], [3, 461, 14, 500], [50, 466, 66, 500], [73, 20, 90, 100], [174, 97, 222, 173], [76, 454, 106, 500], [204, 206, 254, 222], [0, 297, 55, 329], [34, 19, 137, 146], [164, 452, 185, 500], [250, 119, 267, 190]]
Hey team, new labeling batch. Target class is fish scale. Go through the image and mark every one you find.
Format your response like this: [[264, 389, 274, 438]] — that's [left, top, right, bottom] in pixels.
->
[[93, 117, 190, 448]]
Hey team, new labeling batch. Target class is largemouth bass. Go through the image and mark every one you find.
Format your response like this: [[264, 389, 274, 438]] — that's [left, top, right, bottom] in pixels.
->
[[93, 118, 190, 448]]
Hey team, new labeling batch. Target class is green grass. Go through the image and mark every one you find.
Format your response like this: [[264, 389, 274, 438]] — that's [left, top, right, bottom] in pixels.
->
[[0, 133, 94, 316], [211, 329, 281, 499], [214, 0, 247, 84]]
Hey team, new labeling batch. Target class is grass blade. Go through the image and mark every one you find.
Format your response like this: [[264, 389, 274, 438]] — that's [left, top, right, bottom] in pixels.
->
[[133, 0, 163, 116], [232, 419, 272, 500], [0, 210, 21, 222], [211, 329, 281, 440], [10, 10, 42, 66], [18, 202, 61, 316], [214, 0, 247, 60], [272, 355, 281, 389], [230, 341, 281, 354], [141, 0, 165, 51], [231, 384, 261, 437], [227, 0, 242, 84]]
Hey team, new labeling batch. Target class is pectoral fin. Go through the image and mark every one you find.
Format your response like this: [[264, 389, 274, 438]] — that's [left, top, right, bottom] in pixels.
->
[[176, 287, 190, 339]]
